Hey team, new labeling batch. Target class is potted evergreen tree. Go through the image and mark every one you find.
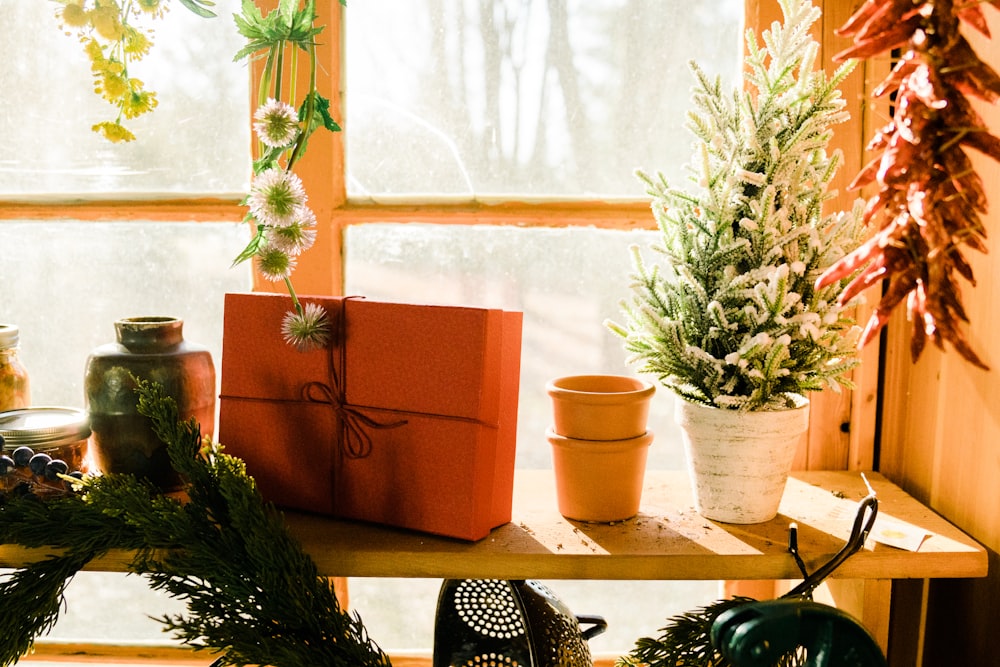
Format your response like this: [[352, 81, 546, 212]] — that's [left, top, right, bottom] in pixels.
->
[[607, 0, 865, 524]]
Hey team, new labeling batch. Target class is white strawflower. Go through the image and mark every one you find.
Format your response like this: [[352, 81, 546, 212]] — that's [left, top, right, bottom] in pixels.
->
[[255, 244, 297, 282], [282, 303, 331, 351], [249, 168, 307, 227], [265, 206, 318, 255], [254, 98, 299, 149]]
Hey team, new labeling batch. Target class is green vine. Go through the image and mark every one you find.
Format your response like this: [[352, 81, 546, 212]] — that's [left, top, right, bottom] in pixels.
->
[[0, 379, 390, 667]]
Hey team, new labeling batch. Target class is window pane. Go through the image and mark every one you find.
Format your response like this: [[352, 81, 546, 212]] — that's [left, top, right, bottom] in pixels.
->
[[346, 0, 742, 199], [0, 221, 251, 409], [0, 1, 249, 198], [26, 571, 187, 645], [344, 222, 685, 469]]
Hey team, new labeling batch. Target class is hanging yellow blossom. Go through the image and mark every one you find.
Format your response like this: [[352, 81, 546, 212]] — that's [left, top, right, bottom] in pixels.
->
[[122, 25, 151, 55], [60, 2, 89, 27], [53, 0, 192, 142], [121, 88, 158, 119], [92, 120, 137, 143], [134, 0, 168, 18], [98, 70, 129, 99]]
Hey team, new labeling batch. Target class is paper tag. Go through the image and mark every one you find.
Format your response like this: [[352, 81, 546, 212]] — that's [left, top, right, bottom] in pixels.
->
[[826, 499, 930, 552], [869, 514, 929, 552]]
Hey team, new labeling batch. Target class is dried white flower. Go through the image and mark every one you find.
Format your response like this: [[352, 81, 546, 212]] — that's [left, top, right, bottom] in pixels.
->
[[281, 303, 331, 352]]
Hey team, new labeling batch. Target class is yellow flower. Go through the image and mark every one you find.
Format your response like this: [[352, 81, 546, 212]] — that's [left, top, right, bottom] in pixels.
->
[[89, 5, 123, 40], [121, 88, 158, 119], [92, 121, 136, 143], [135, 0, 167, 18], [60, 0, 178, 143], [99, 71, 129, 100], [61, 3, 90, 28], [122, 26, 151, 56], [84, 38, 105, 63]]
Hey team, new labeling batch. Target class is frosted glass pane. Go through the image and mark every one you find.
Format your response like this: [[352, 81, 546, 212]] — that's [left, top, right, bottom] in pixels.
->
[[0, 1, 250, 198], [0, 221, 251, 410], [346, 0, 742, 199], [344, 222, 685, 470]]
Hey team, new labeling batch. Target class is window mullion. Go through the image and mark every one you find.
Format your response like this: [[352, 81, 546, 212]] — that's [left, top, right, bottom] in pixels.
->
[[250, 0, 346, 297]]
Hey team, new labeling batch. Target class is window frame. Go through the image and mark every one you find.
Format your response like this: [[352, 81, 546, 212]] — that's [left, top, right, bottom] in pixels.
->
[[1, 1, 881, 662]]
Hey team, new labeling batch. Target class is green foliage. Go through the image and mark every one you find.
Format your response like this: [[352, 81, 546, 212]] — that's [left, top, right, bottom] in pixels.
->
[[0, 379, 390, 667], [615, 597, 804, 667], [232, 0, 323, 61], [608, 0, 865, 411], [178, 0, 218, 19]]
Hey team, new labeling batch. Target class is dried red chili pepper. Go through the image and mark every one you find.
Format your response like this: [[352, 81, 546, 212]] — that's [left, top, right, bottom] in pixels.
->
[[817, 0, 1000, 369]]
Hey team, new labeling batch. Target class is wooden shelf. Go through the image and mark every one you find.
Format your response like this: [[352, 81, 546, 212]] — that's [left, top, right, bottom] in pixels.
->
[[286, 470, 987, 581], [6, 470, 982, 584]]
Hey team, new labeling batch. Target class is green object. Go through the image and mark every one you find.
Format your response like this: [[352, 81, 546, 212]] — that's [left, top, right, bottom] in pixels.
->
[[711, 599, 887, 667], [606, 0, 864, 411], [0, 379, 390, 667]]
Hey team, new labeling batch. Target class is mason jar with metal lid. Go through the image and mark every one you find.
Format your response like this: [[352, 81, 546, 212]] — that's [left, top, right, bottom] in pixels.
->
[[0, 324, 30, 411], [0, 407, 91, 496]]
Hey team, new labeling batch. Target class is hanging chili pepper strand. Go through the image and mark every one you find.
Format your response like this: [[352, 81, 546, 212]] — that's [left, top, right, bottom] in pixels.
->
[[816, 0, 1000, 369]]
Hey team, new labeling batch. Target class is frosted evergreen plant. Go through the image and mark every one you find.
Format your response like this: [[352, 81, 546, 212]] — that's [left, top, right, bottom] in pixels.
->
[[607, 0, 866, 411]]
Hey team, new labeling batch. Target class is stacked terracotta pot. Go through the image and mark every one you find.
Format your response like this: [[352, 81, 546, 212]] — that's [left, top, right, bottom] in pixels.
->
[[546, 375, 654, 522]]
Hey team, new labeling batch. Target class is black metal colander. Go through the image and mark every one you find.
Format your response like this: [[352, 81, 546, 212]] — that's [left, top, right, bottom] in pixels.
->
[[433, 579, 607, 667]]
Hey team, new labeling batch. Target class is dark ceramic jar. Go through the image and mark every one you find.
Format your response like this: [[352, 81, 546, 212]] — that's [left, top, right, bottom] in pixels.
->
[[84, 317, 215, 490]]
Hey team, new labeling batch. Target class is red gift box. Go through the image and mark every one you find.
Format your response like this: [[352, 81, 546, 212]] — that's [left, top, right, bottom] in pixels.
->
[[217, 292, 522, 541]]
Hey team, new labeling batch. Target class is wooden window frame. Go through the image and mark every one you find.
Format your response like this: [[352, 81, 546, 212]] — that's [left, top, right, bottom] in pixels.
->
[[0, 1, 879, 472], [3, 1, 883, 663]]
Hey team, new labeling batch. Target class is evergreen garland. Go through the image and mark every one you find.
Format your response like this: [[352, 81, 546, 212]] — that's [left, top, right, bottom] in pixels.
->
[[0, 379, 390, 667], [608, 0, 866, 411]]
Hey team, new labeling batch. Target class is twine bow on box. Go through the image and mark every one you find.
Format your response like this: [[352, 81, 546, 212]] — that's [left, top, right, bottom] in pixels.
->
[[299, 298, 409, 460], [299, 377, 407, 459]]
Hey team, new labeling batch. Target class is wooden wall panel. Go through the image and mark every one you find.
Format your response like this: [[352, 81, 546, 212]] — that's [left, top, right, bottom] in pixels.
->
[[878, 8, 1000, 665], [801, 0, 881, 472]]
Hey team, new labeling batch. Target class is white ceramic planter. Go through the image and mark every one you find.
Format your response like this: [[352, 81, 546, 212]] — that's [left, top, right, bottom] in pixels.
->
[[674, 395, 809, 524]]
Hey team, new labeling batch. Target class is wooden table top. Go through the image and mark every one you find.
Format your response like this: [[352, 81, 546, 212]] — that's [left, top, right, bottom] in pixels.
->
[[0, 470, 986, 582]]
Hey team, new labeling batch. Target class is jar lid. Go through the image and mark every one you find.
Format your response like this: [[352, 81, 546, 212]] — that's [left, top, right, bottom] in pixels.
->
[[0, 407, 91, 448], [0, 324, 18, 349]]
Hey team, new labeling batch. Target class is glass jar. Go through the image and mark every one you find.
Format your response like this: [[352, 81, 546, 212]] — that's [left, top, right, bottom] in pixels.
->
[[0, 406, 90, 498], [0, 324, 30, 411]]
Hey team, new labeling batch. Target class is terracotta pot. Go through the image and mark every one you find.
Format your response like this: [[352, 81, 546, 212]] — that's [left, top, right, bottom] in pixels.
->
[[546, 374, 655, 440], [674, 395, 810, 524], [547, 427, 652, 522]]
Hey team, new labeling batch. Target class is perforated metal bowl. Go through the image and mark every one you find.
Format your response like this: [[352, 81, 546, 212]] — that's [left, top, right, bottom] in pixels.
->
[[433, 579, 607, 667]]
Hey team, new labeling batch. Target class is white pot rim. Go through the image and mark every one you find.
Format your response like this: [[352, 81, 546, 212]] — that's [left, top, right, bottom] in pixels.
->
[[675, 392, 809, 415]]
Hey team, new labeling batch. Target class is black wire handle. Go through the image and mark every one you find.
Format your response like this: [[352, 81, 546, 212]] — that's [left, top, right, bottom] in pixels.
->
[[784, 473, 879, 600]]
